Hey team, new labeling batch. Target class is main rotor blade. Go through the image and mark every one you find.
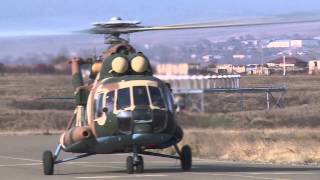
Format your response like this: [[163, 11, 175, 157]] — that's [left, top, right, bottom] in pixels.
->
[[87, 15, 320, 35]]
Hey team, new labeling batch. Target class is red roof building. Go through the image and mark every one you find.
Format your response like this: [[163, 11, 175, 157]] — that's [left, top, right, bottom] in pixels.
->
[[267, 57, 307, 68], [266, 56, 307, 74]]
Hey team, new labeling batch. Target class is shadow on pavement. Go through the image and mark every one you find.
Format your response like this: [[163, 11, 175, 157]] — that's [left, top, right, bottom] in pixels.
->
[[55, 163, 320, 175]]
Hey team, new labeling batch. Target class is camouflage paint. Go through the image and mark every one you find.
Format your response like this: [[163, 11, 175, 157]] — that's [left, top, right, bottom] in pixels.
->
[[60, 43, 181, 153]]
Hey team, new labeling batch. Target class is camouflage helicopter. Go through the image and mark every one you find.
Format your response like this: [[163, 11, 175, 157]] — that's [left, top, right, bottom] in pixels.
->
[[42, 16, 320, 175]]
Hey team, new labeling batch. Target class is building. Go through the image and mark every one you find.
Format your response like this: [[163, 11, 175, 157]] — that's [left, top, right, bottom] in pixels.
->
[[155, 63, 201, 75], [214, 64, 246, 74], [246, 64, 271, 75], [266, 57, 307, 74], [232, 54, 246, 59], [309, 60, 320, 75], [267, 40, 302, 48], [232, 65, 246, 74], [53, 61, 69, 72], [266, 39, 320, 49]]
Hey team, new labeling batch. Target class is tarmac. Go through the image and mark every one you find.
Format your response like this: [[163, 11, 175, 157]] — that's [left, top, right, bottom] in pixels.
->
[[0, 135, 320, 180]]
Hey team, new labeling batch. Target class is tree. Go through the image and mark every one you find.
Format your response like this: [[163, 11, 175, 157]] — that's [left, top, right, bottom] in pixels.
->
[[50, 55, 69, 65], [0, 63, 4, 76]]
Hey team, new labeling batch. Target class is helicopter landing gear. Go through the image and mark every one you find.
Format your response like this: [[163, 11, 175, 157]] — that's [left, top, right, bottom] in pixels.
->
[[180, 145, 192, 171], [126, 146, 144, 174], [126, 156, 134, 174], [126, 155, 144, 174], [42, 144, 62, 175], [42, 150, 54, 175], [42, 144, 94, 175], [141, 144, 192, 171], [136, 155, 144, 173], [174, 144, 192, 171]]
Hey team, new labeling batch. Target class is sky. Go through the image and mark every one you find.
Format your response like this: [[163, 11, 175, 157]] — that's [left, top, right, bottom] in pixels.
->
[[1, 0, 320, 36]]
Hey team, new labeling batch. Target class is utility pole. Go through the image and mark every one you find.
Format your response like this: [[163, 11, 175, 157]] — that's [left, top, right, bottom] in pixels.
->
[[283, 55, 286, 76]]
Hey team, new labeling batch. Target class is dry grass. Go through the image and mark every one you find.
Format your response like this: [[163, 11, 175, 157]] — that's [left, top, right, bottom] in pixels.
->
[[180, 128, 320, 164], [177, 75, 320, 129], [182, 75, 320, 113], [0, 109, 70, 131], [0, 73, 72, 100], [178, 104, 320, 128], [241, 75, 320, 107], [0, 129, 62, 136], [0, 73, 73, 132]]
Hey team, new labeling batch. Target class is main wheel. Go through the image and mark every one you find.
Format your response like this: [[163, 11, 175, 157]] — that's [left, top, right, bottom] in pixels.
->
[[42, 150, 54, 175], [180, 145, 192, 171], [126, 156, 134, 174], [136, 156, 144, 173]]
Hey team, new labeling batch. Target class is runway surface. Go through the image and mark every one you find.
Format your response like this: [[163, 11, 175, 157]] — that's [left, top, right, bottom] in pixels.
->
[[0, 135, 320, 180]]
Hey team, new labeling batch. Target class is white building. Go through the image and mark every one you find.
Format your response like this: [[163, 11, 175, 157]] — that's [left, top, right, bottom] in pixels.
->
[[267, 40, 302, 48], [309, 60, 320, 75]]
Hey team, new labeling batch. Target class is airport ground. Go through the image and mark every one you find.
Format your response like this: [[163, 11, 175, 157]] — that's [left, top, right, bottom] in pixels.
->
[[1, 135, 320, 180]]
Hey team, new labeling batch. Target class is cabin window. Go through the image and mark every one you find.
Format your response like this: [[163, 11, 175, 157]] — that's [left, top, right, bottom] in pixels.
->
[[133, 86, 149, 106], [105, 91, 115, 113], [149, 86, 165, 108], [164, 86, 175, 111], [117, 88, 131, 110], [95, 93, 104, 118]]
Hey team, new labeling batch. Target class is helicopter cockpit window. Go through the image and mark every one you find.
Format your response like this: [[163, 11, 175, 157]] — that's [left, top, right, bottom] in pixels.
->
[[105, 91, 115, 113], [96, 94, 104, 118], [149, 86, 165, 108], [164, 85, 175, 112], [117, 88, 131, 110], [133, 86, 149, 106]]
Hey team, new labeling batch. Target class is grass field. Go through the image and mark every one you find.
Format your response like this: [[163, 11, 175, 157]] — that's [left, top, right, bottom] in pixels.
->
[[180, 128, 320, 164], [0, 74, 72, 132], [179, 75, 320, 129], [1, 73, 320, 164]]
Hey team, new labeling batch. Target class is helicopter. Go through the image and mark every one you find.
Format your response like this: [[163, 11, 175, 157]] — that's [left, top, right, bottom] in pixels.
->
[[42, 15, 320, 175]]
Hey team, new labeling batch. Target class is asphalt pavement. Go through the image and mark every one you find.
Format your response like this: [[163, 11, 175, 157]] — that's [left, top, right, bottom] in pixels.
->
[[0, 135, 319, 180]]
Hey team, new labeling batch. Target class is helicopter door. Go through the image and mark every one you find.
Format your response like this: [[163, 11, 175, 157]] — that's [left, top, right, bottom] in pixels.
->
[[149, 86, 165, 109], [117, 88, 131, 110], [148, 86, 168, 132], [116, 87, 132, 134], [94, 93, 107, 126], [133, 86, 149, 106], [132, 86, 152, 133], [105, 91, 115, 114], [95, 93, 103, 118]]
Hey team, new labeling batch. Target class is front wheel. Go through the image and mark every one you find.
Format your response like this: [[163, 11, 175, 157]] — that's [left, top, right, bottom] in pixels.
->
[[180, 145, 192, 171], [42, 150, 54, 175], [136, 156, 144, 173], [126, 156, 134, 174]]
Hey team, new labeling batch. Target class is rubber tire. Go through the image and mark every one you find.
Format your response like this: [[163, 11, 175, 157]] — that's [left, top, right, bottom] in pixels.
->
[[180, 145, 192, 171], [136, 156, 144, 173], [126, 156, 134, 174], [43, 150, 54, 175]]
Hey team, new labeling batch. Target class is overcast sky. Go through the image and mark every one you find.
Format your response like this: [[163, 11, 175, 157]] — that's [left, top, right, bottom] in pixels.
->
[[1, 0, 320, 36]]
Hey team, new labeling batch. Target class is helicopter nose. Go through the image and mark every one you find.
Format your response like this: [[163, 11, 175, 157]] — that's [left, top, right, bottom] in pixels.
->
[[132, 107, 153, 133]]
